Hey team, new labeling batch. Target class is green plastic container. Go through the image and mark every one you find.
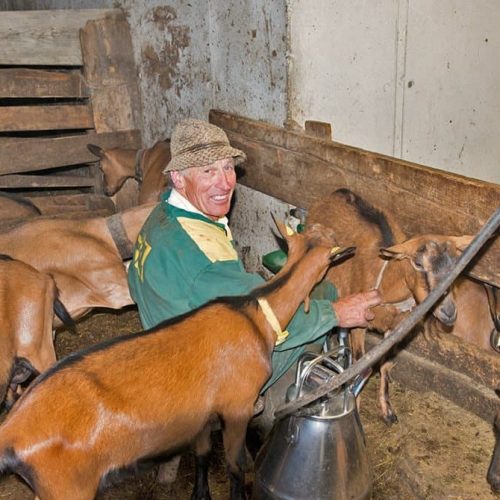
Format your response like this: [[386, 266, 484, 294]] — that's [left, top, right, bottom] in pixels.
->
[[262, 249, 288, 274], [262, 223, 305, 274]]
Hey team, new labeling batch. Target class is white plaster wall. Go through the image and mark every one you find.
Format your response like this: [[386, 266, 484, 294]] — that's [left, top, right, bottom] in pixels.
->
[[288, 0, 500, 184], [288, 0, 399, 155], [402, 0, 500, 182]]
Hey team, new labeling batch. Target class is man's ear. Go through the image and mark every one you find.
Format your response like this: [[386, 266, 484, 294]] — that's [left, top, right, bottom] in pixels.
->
[[170, 170, 185, 190]]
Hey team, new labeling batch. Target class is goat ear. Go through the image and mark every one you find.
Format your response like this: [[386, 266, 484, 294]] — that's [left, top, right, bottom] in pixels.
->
[[379, 245, 408, 260], [87, 144, 104, 159], [446, 235, 474, 252]]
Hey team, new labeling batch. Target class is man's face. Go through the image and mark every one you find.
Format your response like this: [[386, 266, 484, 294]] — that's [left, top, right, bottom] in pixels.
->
[[172, 157, 237, 220]]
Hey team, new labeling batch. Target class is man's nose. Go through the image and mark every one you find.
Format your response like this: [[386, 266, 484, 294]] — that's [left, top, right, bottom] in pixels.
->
[[216, 170, 234, 189]]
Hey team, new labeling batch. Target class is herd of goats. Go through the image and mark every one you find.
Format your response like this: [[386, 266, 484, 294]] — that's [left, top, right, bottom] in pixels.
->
[[0, 138, 494, 498]]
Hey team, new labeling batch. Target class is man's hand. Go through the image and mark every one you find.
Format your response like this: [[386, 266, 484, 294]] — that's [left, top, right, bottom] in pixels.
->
[[332, 290, 382, 328]]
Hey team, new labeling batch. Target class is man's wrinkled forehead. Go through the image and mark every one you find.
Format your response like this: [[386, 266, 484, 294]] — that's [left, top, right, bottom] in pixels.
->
[[183, 157, 235, 174]]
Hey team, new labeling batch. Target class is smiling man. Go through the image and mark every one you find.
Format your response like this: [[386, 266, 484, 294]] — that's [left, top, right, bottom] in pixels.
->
[[128, 118, 379, 369]]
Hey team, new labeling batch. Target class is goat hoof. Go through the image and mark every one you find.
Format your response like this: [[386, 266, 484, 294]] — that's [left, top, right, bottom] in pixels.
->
[[382, 412, 398, 426]]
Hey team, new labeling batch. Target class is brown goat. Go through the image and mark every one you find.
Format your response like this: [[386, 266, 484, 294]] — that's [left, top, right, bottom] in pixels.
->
[[425, 277, 499, 353], [87, 140, 170, 204], [0, 203, 156, 324], [0, 254, 72, 408], [308, 188, 471, 424], [0, 221, 351, 499]]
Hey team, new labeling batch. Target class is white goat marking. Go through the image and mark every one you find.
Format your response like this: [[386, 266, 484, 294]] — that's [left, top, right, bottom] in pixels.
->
[[19, 403, 147, 460]]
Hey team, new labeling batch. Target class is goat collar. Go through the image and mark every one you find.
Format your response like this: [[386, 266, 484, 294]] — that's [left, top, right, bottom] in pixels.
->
[[106, 213, 133, 260], [374, 259, 416, 313], [134, 148, 145, 183], [257, 298, 289, 345]]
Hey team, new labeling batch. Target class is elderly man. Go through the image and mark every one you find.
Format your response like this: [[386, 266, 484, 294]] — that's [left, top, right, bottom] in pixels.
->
[[128, 118, 380, 483]]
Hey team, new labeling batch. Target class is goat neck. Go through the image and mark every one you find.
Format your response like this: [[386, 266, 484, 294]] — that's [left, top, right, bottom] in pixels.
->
[[375, 258, 416, 307], [255, 244, 333, 346], [370, 258, 416, 331]]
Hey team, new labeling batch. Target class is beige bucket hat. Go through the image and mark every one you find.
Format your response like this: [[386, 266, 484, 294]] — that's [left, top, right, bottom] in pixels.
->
[[163, 119, 247, 173]]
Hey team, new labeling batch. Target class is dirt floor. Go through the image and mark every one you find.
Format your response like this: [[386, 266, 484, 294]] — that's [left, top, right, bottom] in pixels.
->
[[0, 307, 496, 499]]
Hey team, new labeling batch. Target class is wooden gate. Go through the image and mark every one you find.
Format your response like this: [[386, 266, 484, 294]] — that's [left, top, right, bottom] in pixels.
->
[[0, 9, 142, 220]]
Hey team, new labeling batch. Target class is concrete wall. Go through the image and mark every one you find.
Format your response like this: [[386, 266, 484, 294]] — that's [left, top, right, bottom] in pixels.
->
[[288, 0, 500, 184]]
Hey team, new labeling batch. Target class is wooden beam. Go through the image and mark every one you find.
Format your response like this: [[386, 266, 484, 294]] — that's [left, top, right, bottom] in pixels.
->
[[0, 174, 97, 189], [0, 9, 121, 66], [26, 193, 115, 215], [81, 12, 143, 133], [210, 109, 500, 286], [0, 104, 94, 132], [0, 129, 142, 175], [0, 68, 89, 98]]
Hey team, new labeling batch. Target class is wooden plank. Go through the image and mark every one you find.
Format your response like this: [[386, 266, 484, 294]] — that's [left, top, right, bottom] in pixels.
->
[[80, 12, 143, 132], [365, 334, 498, 422], [0, 129, 141, 175], [0, 174, 97, 189], [400, 332, 498, 391], [0, 104, 94, 132], [26, 193, 115, 215], [304, 120, 332, 140], [210, 110, 500, 286], [0, 68, 89, 98], [0, 9, 120, 66]]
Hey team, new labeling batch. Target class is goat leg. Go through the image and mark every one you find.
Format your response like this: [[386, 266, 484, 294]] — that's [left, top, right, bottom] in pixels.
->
[[191, 424, 213, 500], [223, 416, 251, 500], [191, 452, 212, 500], [379, 360, 398, 425], [487, 411, 500, 492]]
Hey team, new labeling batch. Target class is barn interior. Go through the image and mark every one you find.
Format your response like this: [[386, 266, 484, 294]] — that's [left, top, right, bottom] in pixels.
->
[[0, 1, 498, 499]]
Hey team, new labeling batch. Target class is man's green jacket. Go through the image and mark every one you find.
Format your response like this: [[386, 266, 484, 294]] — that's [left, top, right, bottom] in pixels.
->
[[128, 191, 339, 390]]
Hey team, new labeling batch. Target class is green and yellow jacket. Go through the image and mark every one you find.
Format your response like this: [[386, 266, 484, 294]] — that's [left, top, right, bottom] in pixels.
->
[[128, 191, 340, 388]]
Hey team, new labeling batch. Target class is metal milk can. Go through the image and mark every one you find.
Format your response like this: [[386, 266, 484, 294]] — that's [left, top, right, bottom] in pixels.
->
[[253, 348, 373, 500]]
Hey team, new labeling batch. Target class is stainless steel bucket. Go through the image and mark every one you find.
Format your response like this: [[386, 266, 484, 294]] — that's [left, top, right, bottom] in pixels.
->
[[253, 349, 372, 500]]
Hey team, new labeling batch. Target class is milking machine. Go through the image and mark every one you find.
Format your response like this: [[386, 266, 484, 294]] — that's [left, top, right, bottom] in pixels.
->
[[252, 329, 373, 500], [253, 205, 500, 500]]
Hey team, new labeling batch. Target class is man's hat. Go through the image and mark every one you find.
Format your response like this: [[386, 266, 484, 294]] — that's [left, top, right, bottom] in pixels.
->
[[163, 119, 246, 173]]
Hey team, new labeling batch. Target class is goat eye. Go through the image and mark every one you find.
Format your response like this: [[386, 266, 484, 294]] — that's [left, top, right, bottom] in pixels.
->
[[412, 259, 425, 271]]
